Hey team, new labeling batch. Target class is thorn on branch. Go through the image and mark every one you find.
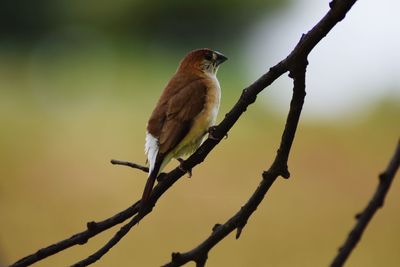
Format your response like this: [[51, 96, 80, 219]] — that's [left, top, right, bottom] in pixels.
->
[[301, 33, 306, 40], [264, 164, 290, 180], [329, 0, 337, 9], [235, 227, 242, 239], [86, 221, 98, 231], [236, 218, 248, 239], [280, 168, 290, 179], [262, 170, 272, 180], [378, 172, 386, 182], [171, 252, 181, 262], [212, 223, 222, 232]]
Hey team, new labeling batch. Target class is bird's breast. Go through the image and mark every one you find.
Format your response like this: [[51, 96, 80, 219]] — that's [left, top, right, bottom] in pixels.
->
[[199, 75, 221, 128]]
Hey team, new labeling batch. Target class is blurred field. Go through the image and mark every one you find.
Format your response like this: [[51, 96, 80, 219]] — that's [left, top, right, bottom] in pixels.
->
[[0, 46, 399, 267]]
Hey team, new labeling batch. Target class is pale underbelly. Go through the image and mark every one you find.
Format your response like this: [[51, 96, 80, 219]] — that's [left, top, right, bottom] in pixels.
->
[[171, 103, 218, 158]]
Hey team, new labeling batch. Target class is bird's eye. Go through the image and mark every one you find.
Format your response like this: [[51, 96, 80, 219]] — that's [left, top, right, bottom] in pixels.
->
[[204, 52, 213, 61]]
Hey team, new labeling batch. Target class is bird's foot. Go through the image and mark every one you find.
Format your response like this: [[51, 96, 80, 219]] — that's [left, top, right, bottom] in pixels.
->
[[177, 158, 192, 178], [208, 126, 228, 140]]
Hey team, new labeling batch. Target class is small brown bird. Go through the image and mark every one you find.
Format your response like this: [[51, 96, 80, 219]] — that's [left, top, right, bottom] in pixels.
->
[[141, 48, 227, 207]]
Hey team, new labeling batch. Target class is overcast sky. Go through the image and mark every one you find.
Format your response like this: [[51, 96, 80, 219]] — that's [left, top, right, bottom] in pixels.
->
[[245, 0, 400, 120]]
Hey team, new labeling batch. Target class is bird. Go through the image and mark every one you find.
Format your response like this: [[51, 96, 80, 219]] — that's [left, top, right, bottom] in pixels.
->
[[141, 48, 227, 209]]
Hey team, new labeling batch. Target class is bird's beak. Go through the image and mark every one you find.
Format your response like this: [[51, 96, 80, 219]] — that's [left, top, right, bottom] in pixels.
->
[[215, 52, 228, 66]]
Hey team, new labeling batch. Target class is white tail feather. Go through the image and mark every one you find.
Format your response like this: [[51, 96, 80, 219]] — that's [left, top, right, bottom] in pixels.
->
[[145, 132, 159, 175]]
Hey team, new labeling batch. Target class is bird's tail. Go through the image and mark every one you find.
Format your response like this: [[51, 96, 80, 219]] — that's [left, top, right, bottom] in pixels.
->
[[140, 159, 162, 211]]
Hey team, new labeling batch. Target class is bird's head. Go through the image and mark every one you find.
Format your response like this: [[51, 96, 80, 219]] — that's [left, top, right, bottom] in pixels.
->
[[178, 48, 227, 76]]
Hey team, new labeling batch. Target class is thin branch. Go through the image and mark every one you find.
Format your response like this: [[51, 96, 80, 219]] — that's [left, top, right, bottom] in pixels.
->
[[9, 202, 140, 267], [71, 213, 145, 267], [330, 141, 400, 267], [10, 0, 358, 266], [10, 161, 147, 267], [110, 159, 149, 173]]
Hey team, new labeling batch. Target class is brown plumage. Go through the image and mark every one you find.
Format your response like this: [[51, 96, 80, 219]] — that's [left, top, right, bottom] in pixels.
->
[[141, 48, 227, 209]]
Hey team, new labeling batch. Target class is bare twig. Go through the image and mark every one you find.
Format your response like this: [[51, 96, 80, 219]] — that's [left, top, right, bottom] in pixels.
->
[[9, 201, 140, 267], [330, 141, 400, 267], [71, 213, 145, 267], [10, 0, 359, 266], [111, 159, 149, 173]]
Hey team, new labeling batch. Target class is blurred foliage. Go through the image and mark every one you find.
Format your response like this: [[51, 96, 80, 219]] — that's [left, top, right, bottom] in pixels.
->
[[1, 0, 287, 47]]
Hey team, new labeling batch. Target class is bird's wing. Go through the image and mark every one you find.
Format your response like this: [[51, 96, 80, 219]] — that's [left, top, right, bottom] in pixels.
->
[[158, 79, 207, 155], [141, 79, 206, 210]]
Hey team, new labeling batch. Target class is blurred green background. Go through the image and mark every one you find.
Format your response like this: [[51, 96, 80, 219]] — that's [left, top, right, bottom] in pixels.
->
[[1, 0, 399, 266]]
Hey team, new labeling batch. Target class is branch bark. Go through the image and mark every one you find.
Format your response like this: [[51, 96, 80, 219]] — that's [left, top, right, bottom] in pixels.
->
[[110, 159, 149, 173], [330, 141, 400, 267], [9, 0, 359, 266], [9, 202, 140, 267]]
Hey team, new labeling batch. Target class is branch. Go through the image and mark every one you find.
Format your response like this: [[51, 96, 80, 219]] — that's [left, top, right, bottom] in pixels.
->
[[10, 202, 140, 267], [110, 159, 149, 173], [330, 141, 400, 267], [10, 0, 358, 266], [71, 213, 145, 267]]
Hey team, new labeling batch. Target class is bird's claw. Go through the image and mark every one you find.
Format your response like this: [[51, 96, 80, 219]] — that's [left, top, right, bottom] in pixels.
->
[[177, 158, 192, 178]]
